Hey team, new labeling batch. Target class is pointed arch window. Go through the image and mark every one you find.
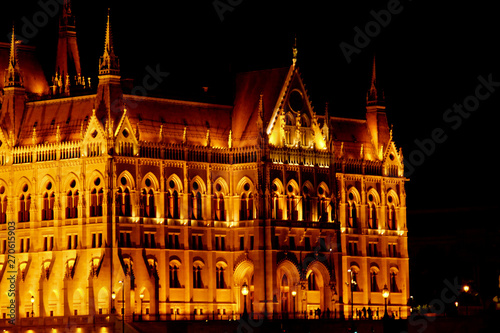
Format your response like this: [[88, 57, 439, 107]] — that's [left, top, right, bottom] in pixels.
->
[[370, 268, 379, 292], [192, 263, 203, 289], [390, 270, 399, 292], [66, 190, 79, 219], [169, 264, 181, 288], [90, 188, 103, 217], [42, 191, 55, 221], [348, 202, 358, 227], [369, 203, 377, 228], [388, 205, 397, 230], [165, 191, 179, 219], [214, 193, 225, 221], [215, 262, 227, 289], [308, 272, 317, 291], [116, 188, 131, 217], [19, 194, 30, 222]]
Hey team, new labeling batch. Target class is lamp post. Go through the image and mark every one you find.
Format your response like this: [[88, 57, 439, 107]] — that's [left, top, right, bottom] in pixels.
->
[[139, 293, 144, 321], [31, 296, 35, 317], [382, 284, 390, 319], [348, 269, 356, 320], [112, 292, 116, 314], [291, 290, 297, 319], [463, 285, 469, 316], [119, 280, 125, 333], [241, 282, 249, 321]]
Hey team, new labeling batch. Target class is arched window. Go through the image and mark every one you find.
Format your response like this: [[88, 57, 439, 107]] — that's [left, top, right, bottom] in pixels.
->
[[169, 263, 181, 288], [240, 194, 247, 220], [90, 188, 104, 217], [19, 194, 30, 222], [123, 189, 131, 216], [190, 181, 203, 220], [281, 274, 289, 313], [42, 191, 55, 221], [214, 193, 225, 221], [390, 269, 399, 292], [66, 190, 79, 219], [308, 272, 317, 291], [369, 203, 377, 228], [193, 262, 203, 288], [387, 205, 396, 230], [370, 268, 379, 292], [215, 262, 227, 289], [349, 203, 357, 227]]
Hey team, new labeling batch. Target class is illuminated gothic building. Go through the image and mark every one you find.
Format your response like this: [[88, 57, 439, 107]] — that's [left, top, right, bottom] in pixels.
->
[[0, 3, 409, 331]]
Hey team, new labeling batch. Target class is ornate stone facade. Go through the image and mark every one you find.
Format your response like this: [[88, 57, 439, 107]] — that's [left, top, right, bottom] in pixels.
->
[[0, 3, 409, 331]]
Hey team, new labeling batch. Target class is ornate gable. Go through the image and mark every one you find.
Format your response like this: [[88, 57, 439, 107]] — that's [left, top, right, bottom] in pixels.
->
[[267, 67, 326, 150], [114, 109, 138, 156]]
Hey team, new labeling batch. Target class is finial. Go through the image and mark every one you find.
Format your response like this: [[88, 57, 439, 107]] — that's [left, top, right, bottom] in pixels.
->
[[228, 129, 233, 149], [367, 54, 384, 105], [99, 8, 120, 75], [292, 35, 298, 66]]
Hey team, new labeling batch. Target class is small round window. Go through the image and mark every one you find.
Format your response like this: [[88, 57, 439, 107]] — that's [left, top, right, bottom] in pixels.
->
[[120, 177, 127, 186], [145, 178, 152, 187], [122, 129, 129, 138], [193, 182, 199, 191], [288, 90, 304, 112]]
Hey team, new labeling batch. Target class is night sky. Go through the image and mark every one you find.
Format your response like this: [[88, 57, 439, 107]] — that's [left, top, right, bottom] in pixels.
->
[[1, 0, 499, 304]]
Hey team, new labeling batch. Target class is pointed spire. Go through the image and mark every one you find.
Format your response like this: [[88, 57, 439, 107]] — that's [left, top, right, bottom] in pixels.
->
[[99, 9, 120, 76], [5, 25, 23, 88], [292, 36, 298, 67], [366, 55, 384, 106]]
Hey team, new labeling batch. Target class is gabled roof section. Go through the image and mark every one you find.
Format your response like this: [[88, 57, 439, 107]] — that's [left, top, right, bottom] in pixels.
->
[[232, 67, 291, 147]]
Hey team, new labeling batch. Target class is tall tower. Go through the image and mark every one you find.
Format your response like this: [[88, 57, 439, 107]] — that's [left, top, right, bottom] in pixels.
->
[[53, 0, 83, 94], [95, 9, 123, 125], [1, 26, 26, 145]]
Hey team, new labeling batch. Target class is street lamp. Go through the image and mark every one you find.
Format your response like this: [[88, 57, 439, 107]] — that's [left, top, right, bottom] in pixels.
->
[[119, 280, 125, 333], [111, 292, 116, 314], [463, 285, 469, 316], [241, 282, 249, 321], [31, 296, 35, 317], [382, 284, 390, 319], [139, 293, 144, 321], [348, 269, 357, 320], [291, 290, 297, 319]]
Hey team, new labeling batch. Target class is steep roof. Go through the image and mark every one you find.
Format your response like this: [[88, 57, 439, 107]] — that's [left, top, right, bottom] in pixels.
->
[[0, 42, 49, 95], [232, 67, 291, 147], [123, 95, 232, 147]]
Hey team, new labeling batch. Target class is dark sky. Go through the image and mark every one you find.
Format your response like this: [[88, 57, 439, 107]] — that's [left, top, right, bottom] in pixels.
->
[[2, 0, 498, 226], [1, 0, 499, 300]]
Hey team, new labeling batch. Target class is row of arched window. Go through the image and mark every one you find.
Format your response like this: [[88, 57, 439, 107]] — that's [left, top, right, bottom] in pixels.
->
[[168, 261, 228, 289]]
